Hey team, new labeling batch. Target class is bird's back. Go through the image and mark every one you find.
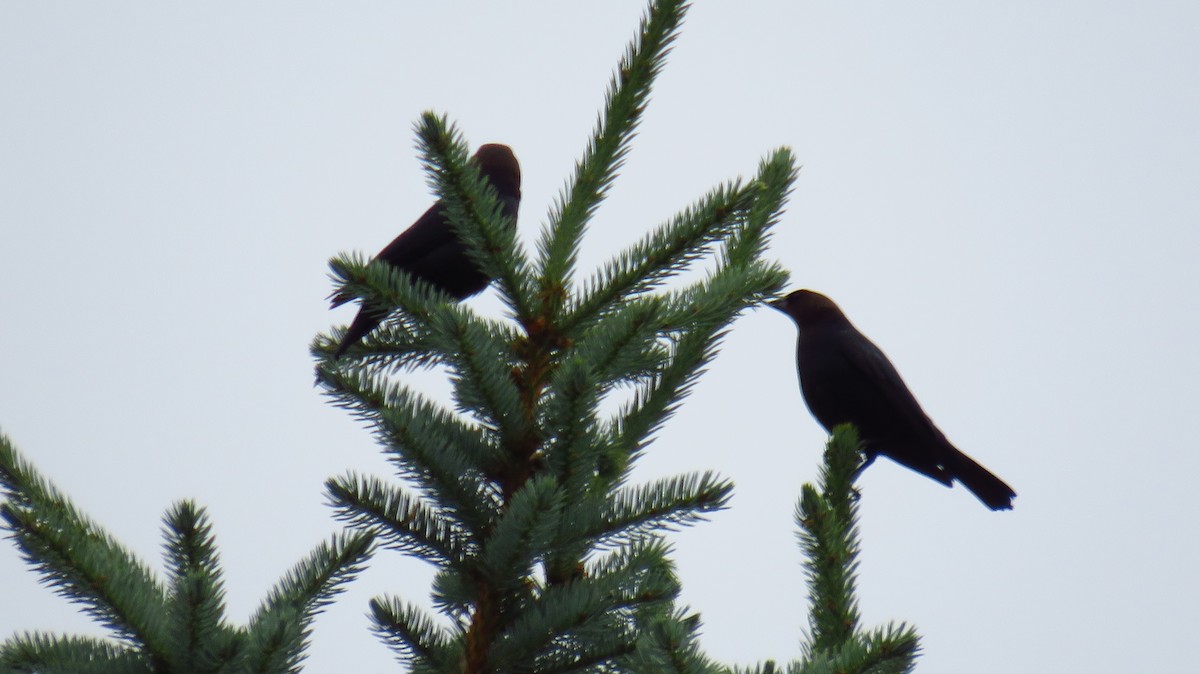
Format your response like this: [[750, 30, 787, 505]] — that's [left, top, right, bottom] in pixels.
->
[[373, 183, 520, 299]]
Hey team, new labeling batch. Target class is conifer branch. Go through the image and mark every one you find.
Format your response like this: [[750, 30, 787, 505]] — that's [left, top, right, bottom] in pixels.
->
[[240, 607, 304, 674], [368, 596, 454, 671], [161, 501, 232, 670], [537, 0, 692, 317], [591, 471, 734, 548], [725, 148, 797, 266], [566, 297, 668, 392], [246, 532, 374, 672], [601, 150, 795, 464], [797, 625, 920, 674], [316, 366, 504, 530], [416, 113, 534, 321], [326, 473, 474, 567], [319, 251, 455, 362], [256, 532, 376, 624], [0, 633, 149, 673], [0, 435, 169, 653], [622, 610, 722, 674], [479, 475, 563, 593], [787, 426, 921, 674], [429, 567, 476, 625], [607, 315, 730, 464], [540, 356, 606, 495], [1, 434, 375, 673], [564, 180, 756, 337], [488, 540, 679, 671], [797, 426, 865, 653], [428, 309, 527, 441]]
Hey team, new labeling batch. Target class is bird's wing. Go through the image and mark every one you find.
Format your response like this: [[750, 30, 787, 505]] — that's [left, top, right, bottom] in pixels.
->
[[371, 185, 519, 273], [374, 202, 453, 267], [329, 202, 452, 308], [836, 328, 955, 480], [844, 334, 920, 410]]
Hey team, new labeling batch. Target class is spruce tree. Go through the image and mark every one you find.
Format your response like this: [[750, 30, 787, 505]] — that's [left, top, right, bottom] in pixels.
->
[[2, 1, 924, 672], [313, 2, 919, 672], [0, 435, 374, 673]]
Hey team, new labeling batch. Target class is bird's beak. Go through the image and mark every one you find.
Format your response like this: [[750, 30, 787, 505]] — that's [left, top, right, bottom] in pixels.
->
[[767, 297, 787, 312]]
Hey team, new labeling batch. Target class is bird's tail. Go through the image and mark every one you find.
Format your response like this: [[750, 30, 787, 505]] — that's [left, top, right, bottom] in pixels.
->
[[950, 451, 1016, 511], [333, 306, 386, 359], [328, 288, 354, 309]]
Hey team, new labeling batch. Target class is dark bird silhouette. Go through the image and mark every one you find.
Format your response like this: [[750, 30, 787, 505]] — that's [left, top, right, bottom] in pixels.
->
[[770, 289, 1015, 510], [332, 144, 521, 357]]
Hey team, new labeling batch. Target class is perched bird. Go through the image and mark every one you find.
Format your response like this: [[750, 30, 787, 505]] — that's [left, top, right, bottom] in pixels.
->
[[770, 289, 1015, 510], [332, 144, 521, 357]]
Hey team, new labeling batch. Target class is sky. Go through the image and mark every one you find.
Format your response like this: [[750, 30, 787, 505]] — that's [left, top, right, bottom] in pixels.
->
[[2, 2, 1198, 672]]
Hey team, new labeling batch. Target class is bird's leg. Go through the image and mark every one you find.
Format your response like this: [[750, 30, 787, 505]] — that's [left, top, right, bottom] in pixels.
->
[[849, 452, 876, 482], [844, 453, 876, 501]]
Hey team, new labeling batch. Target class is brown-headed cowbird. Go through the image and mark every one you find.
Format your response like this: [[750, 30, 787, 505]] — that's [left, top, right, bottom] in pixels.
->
[[333, 144, 521, 357], [770, 289, 1015, 510]]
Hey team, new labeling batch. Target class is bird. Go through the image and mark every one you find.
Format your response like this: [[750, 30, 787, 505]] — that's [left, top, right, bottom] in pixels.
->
[[332, 144, 521, 357], [769, 289, 1016, 510]]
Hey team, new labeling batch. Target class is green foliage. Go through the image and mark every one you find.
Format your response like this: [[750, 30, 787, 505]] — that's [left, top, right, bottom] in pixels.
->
[[314, 1, 798, 671], [536, 0, 690, 318], [0, 2, 932, 673], [791, 427, 921, 674], [719, 432, 920, 674], [0, 434, 375, 673]]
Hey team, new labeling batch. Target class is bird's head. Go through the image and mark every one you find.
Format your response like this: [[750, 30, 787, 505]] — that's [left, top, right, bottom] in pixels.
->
[[473, 144, 521, 196], [768, 289, 847, 325]]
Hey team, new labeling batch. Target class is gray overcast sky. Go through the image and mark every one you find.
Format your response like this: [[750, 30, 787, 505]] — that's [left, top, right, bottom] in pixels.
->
[[2, 2, 1198, 672]]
